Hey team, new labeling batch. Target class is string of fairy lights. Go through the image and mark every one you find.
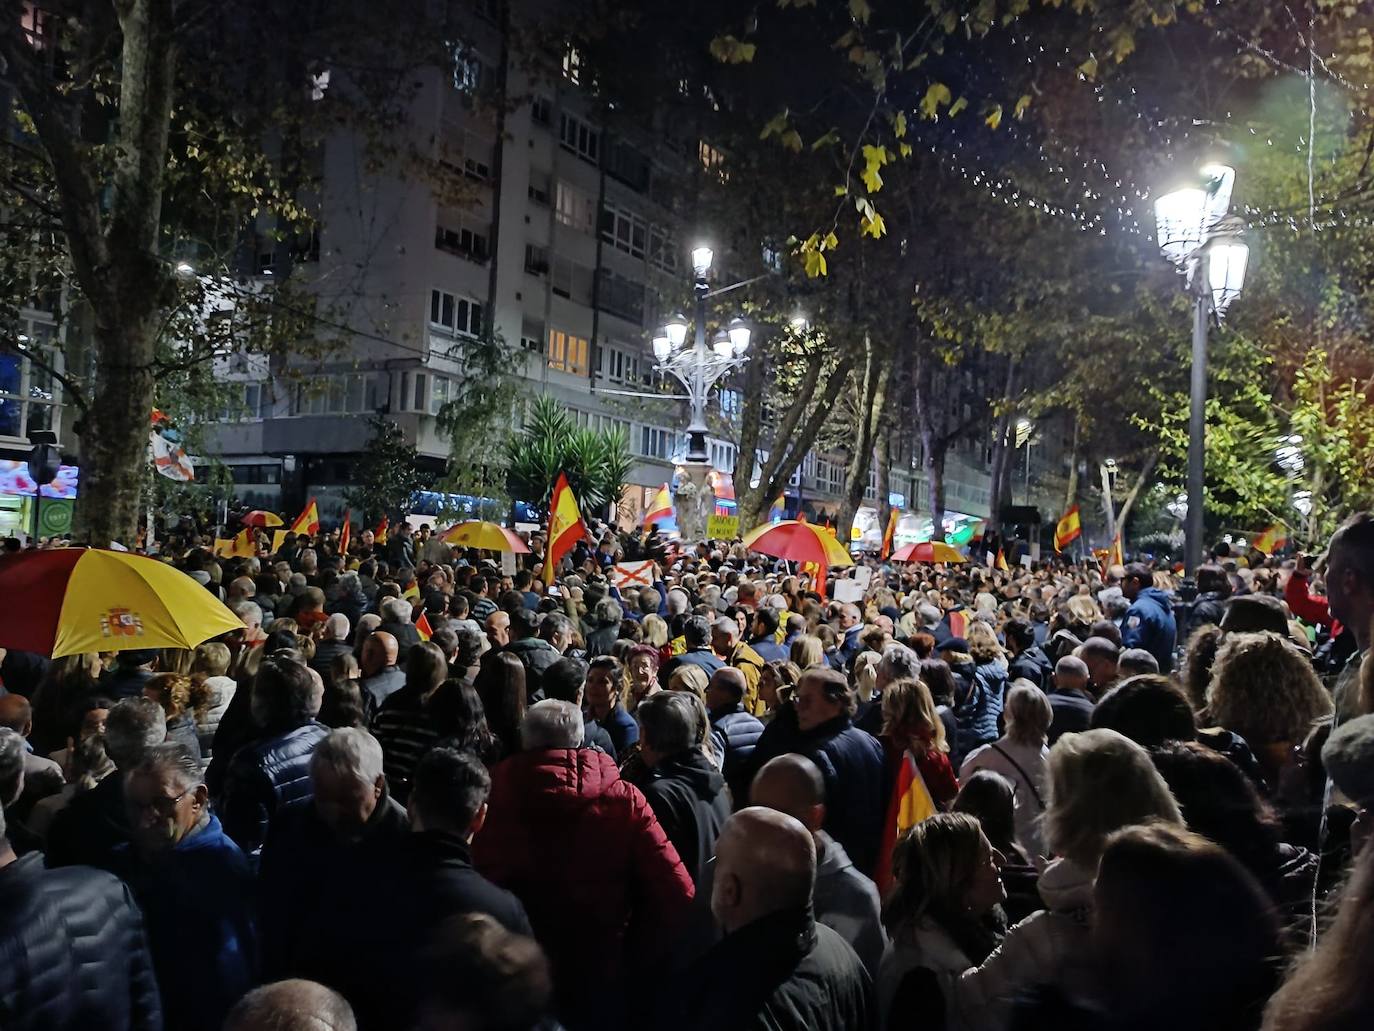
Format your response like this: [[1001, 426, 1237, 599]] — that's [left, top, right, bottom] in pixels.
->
[[894, 20, 1374, 240]]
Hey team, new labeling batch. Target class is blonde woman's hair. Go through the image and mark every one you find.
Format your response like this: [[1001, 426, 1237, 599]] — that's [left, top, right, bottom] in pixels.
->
[[667, 664, 710, 701], [881, 677, 948, 755], [853, 650, 881, 702], [1004, 683, 1053, 747], [641, 614, 669, 649], [1043, 728, 1183, 866], [1206, 632, 1333, 746], [191, 642, 232, 678], [882, 812, 986, 936], [790, 634, 825, 670], [1066, 595, 1102, 625], [966, 620, 1003, 665]]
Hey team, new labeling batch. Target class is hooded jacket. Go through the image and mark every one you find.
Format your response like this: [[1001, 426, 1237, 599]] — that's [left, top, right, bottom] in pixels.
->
[[473, 747, 694, 1027], [953, 660, 1008, 761], [639, 749, 732, 888], [1122, 587, 1178, 672], [504, 637, 560, 698], [953, 856, 1096, 1030]]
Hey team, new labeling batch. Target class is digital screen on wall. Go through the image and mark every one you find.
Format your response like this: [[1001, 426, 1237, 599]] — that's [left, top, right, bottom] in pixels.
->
[[0, 460, 79, 499]]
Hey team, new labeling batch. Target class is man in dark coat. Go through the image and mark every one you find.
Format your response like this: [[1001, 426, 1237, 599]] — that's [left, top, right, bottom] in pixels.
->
[[258, 727, 408, 981], [1005, 618, 1054, 689], [46, 698, 166, 870], [541, 657, 616, 754], [309, 613, 353, 680], [676, 807, 871, 1031], [1047, 655, 1096, 745], [636, 693, 731, 887], [0, 803, 163, 1030], [358, 631, 405, 720], [658, 615, 725, 688], [503, 608, 559, 699], [1186, 564, 1231, 636], [744, 668, 886, 876], [116, 743, 255, 1031], [705, 667, 764, 803], [324, 747, 529, 1029], [217, 656, 330, 855], [1121, 562, 1179, 672], [749, 608, 789, 664], [586, 656, 639, 760]]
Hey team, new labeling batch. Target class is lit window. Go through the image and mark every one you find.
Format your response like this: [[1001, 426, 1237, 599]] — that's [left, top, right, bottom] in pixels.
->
[[555, 181, 595, 232], [547, 329, 590, 375], [562, 46, 581, 84]]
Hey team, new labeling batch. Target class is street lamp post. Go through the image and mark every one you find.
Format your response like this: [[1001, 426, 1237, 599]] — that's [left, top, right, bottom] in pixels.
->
[[1154, 165, 1249, 574], [652, 245, 752, 540]]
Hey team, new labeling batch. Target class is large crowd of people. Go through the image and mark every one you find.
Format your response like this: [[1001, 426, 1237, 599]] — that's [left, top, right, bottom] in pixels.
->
[[2, 511, 1374, 1030]]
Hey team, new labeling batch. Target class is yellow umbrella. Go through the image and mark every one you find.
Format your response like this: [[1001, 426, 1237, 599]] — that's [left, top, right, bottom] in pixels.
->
[[740, 520, 855, 567], [440, 520, 531, 553], [0, 548, 245, 658]]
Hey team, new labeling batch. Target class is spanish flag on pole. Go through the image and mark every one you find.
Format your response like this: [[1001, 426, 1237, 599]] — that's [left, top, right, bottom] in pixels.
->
[[643, 483, 674, 529], [875, 748, 938, 893], [1054, 504, 1082, 553], [1251, 525, 1288, 555], [374, 516, 389, 544], [338, 510, 351, 557], [880, 507, 899, 559], [415, 611, 433, 642], [543, 472, 590, 585], [289, 498, 320, 537], [996, 548, 1009, 571]]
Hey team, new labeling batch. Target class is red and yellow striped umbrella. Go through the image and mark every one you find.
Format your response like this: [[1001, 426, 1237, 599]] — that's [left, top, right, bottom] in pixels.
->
[[890, 541, 966, 564], [741, 520, 854, 567], [0, 548, 244, 658]]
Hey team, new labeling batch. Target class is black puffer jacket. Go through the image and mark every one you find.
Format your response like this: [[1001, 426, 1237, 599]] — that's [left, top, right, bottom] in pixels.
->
[[638, 749, 732, 887], [217, 720, 330, 855], [0, 853, 163, 1030]]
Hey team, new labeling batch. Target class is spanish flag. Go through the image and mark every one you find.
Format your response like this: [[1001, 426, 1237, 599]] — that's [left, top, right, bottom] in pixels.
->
[[1054, 504, 1082, 553], [214, 526, 256, 559], [403, 583, 421, 602], [374, 516, 389, 544], [880, 507, 899, 559], [415, 611, 433, 642], [643, 483, 674, 529], [289, 498, 320, 537], [1109, 533, 1124, 568], [338, 510, 351, 557], [1252, 525, 1288, 555], [875, 748, 938, 893], [996, 549, 1009, 571], [542, 471, 590, 585]]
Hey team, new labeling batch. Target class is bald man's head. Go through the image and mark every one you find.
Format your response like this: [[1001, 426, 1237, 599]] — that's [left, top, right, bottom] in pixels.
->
[[711, 806, 816, 934], [224, 978, 356, 1031], [0, 694, 31, 736], [361, 631, 398, 676], [749, 754, 825, 836]]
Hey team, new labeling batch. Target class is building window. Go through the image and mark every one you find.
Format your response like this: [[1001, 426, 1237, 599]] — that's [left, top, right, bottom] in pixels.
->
[[0, 320, 62, 440], [527, 170, 551, 205], [698, 140, 727, 180], [451, 45, 487, 95], [547, 329, 590, 375], [554, 180, 595, 232], [719, 388, 742, 417], [430, 289, 483, 337], [521, 319, 545, 353], [600, 204, 647, 258], [600, 346, 639, 384], [638, 425, 677, 460], [524, 243, 549, 276], [558, 112, 599, 164], [647, 225, 677, 273], [429, 375, 452, 415], [530, 95, 552, 126], [551, 255, 593, 304], [435, 222, 490, 263], [597, 269, 645, 323]]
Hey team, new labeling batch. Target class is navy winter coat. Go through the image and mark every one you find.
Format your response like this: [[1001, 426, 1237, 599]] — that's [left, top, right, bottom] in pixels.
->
[[1122, 587, 1178, 672], [217, 720, 330, 855]]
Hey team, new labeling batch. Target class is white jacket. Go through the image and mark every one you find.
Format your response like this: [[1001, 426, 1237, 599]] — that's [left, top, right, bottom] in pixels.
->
[[952, 857, 1096, 1031], [877, 919, 972, 1030]]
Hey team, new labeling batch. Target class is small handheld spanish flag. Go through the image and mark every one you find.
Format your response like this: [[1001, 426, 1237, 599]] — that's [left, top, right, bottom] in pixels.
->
[[338, 510, 351, 556], [289, 498, 320, 537], [643, 483, 673, 529], [1054, 505, 1082, 553], [374, 516, 389, 544], [1251, 525, 1288, 555], [995, 548, 1009, 571], [415, 611, 433, 642], [880, 507, 899, 560]]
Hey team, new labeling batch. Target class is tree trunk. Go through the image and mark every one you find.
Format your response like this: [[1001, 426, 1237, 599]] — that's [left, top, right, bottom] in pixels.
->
[[986, 359, 1018, 523], [1063, 412, 1080, 512], [732, 348, 767, 514], [1115, 448, 1160, 539], [736, 354, 854, 527], [837, 336, 892, 542], [924, 427, 948, 540], [875, 417, 894, 542]]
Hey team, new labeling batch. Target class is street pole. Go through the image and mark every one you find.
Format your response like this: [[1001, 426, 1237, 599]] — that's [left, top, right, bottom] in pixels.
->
[[1100, 464, 1117, 543], [1185, 258, 1210, 575], [687, 271, 709, 463]]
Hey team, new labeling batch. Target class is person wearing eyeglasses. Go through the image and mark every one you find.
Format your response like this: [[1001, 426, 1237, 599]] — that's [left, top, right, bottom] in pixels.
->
[[118, 741, 256, 1031]]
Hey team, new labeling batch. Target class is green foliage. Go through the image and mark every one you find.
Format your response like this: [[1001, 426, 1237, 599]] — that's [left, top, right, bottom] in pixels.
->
[[434, 329, 522, 517], [504, 396, 633, 516], [343, 416, 425, 524]]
